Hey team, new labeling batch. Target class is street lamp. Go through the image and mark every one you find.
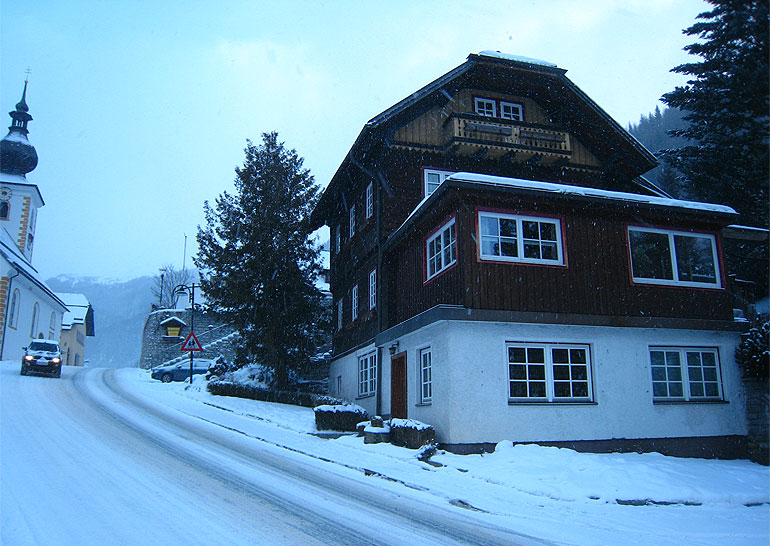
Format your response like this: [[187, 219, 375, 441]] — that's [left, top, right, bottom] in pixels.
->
[[173, 282, 197, 384]]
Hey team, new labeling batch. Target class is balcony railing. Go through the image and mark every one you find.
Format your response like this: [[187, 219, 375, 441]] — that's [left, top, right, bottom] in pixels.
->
[[446, 114, 572, 156]]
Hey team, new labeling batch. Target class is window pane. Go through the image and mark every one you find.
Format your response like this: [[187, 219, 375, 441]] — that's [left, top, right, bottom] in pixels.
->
[[573, 382, 588, 397], [653, 382, 668, 397], [688, 367, 703, 382], [500, 218, 517, 237], [523, 242, 540, 259], [522, 221, 539, 239], [630, 230, 673, 280], [705, 384, 719, 397], [480, 216, 498, 236], [674, 235, 717, 284], [510, 382, 527, 397], [500, 240, 517, 257], [510, 364, 526, 380], [652, 367, 666, 381], [529, 364, 545, 380], [669, 383, 684, 397], [650, 351, 665, 366], [540, 222, 557, 241], [570, 349, 587, 364], [528, 348, 545, 363], [668, 366, 681, 381], [509, 347, 526, 363], [482, 237, 499, 256], [702, 352, 716, 367], [690, 383, 704, 397], [571, 365, 587, 380], [541, 242, 558, 260], [529, 382, 546, 397], [554, 383, 571, 397], [553, 365, 569, 380], [552, 348, 569, 363]]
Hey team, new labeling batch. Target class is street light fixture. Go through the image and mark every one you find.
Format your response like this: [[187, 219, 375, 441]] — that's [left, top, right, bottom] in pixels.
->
[[173, 282, 197, 384]]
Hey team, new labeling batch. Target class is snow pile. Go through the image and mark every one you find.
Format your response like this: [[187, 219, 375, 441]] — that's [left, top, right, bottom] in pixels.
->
[[221, 364, 270, 388]]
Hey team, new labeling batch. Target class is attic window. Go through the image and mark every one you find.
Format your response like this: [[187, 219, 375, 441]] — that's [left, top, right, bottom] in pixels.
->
[[500, 101, 523, 121], [474, 97, 496, 117], [424, 168, 455, 197]]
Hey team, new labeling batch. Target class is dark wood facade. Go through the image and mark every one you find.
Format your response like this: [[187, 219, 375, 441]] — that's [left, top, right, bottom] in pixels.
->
[[313, 53, 736, 359]]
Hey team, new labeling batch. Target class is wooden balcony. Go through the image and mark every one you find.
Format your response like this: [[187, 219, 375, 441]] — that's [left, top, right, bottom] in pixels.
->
[[444, 113, 572, 158]]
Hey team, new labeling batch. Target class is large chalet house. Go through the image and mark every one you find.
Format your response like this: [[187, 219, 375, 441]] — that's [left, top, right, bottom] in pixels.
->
[[311, 52, 747, 455]]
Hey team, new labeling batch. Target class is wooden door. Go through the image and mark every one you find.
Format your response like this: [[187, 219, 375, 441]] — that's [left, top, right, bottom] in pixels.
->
[[390, 352, 407, 419]]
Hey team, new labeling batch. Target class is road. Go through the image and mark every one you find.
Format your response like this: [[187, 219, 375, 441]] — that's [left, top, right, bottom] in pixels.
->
[[0, 363, 547, 546]]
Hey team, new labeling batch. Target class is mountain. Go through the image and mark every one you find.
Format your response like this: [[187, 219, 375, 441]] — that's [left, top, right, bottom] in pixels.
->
[[46, 275, 155, 368]]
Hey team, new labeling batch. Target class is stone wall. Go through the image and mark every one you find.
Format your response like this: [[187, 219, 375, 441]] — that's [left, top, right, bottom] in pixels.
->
[[743, 377, 769, 465], [139, 309, 239, 369]]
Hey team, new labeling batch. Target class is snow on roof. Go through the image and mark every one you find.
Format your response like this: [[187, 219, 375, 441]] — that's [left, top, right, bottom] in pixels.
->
[[478, 50, 558, 68], [55, 293, 91, 328], [160, 316, 187, 326], [446, 172, 738, 215]]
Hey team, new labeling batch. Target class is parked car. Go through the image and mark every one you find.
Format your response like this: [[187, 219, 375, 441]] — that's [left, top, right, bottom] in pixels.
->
[[20, 340, 63, 378], [151, 359, 214, 383]]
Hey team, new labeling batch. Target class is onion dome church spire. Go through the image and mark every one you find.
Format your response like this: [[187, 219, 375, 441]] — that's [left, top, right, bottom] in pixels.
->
[[0, 79, 39, 178]]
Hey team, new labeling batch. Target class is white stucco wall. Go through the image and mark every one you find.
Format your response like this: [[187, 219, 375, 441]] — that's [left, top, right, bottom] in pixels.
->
[[371, 320, 747, 446], [2, 273, 62, 360], [328, 342, 379, 416]]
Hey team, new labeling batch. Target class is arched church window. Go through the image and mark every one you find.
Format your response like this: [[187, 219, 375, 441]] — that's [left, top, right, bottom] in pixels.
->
[[49, 311, 56, 332], [30, 302, 39, 338], [0, 201, 9, 220], [9, 289, 19, 328]]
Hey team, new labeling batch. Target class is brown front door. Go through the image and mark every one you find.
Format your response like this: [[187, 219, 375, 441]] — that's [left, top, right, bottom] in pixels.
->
[[390, 352, 407, 419]]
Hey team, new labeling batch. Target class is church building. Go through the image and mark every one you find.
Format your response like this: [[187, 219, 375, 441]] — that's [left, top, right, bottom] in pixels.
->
[[0, 81, 67, 359]]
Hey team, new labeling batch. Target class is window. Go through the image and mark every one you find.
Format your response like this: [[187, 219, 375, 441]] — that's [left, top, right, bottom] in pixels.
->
[[49, 311, 56, 332], [8, 289, 19, 328], [368, 269, 376, 310], [500, 101, 523, 121], [349, 205, 356, 237], [366, 182, 374, 219], [628, 227, 721, 288], [337, 299, 343, 331], [419, 347, 432, 403], [335, 225, 340, 254], [650, 347, 723, 401], [351, 285, 359, 321], [0, 201, 9, 220], [426, 218, 456, 280], [336, 375, 342, 395], [358, 351, 377, 397], [474, 97, 496, 117], [507, 343, 592, 402], [479, 212, 563, 265], [30, 302, 40, 338], [424, 169, 454, 197]]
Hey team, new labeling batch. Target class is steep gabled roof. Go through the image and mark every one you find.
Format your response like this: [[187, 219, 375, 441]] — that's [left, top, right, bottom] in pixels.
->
[[314, 51, 659, 226]]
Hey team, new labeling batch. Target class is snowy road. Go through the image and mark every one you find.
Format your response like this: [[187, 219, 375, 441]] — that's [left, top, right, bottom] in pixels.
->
[[1, 364, 544, 546]]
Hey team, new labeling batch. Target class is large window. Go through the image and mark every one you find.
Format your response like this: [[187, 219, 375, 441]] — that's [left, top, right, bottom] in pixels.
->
[[358, 351, 377, 397], [426, 218, 456, 280], [507, 343, 592, 402], [419, 347, 432, 404], [479, 212, 563, 265], [628, 227, 721, 288], [650, 347, 723, 401], [424, 169, 454, 197]]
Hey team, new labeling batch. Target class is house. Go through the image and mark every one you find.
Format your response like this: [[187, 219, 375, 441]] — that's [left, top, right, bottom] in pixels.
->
[[311, 51, 748, 456], [56, 292, 95, 366], [0, 81, 68, 359]]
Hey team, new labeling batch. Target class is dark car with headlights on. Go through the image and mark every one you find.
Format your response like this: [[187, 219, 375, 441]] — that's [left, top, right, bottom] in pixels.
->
[[20, 340, 63, 378], [151, 359, 214, 383]]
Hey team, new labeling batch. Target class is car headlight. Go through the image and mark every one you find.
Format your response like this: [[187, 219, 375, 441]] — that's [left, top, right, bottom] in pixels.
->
[[52, 358, 61, 364], [24, 355, 34, 361]]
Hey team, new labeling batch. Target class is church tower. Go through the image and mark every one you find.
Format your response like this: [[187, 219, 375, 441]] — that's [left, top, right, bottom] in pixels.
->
[[0, 80, 44, 261]]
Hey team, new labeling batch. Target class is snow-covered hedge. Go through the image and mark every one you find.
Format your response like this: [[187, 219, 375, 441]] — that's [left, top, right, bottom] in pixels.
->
[[736, 321, 769, 378], [313, 404, 368, 431], [207, 380, 343, 408]]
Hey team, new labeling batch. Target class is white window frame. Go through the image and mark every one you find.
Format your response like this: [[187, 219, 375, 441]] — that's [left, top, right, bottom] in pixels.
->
[[424, 168, 454, 197], [507, 343, 593, 402], [649, 346, 723, 402], [351, 285, 359, 321], [479, 212, 564, 265], [628, 226, 721, 288], [365, 182, 374, 219], [349, 205, 356, 238], [499, 101, 523, 121], [426, 218, 457, 280], [337, 299, 343, 331], [419, 347, 433, 404], [358, 351, 377, 397], [368, 269, 376, 310], [474, 97, 496, 117]]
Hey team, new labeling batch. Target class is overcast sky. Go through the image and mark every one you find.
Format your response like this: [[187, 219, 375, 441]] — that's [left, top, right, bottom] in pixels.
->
[[1, 0, 708, 281]]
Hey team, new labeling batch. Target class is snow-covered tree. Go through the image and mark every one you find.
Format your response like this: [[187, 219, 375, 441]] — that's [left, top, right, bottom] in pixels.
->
[[736, 321, 769, 378], [194, 132, 328, 389], [662, 0, 769, 227]]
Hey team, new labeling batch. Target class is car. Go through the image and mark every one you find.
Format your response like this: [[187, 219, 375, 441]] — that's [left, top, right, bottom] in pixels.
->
[[20, 340, 63, 378], [150, 358, 214, 383]]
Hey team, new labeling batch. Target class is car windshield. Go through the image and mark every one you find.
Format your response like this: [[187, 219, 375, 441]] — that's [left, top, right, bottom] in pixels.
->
[[29, 341, 59, 352]]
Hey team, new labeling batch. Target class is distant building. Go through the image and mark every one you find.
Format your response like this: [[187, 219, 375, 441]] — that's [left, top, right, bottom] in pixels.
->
[[0, 81, 67, 359], [56, 292, 95, 366]]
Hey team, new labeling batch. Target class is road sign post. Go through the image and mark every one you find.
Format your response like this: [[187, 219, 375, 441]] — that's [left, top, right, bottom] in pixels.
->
[[178, 283, 202, 384]]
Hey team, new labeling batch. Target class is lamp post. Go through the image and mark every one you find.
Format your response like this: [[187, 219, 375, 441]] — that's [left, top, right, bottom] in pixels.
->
[[173, 283, 197, 384]]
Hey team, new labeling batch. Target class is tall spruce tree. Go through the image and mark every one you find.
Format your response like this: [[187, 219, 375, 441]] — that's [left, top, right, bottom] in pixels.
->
[[662, 0, 769, 294], [662, 0, 769, 227], [194, 132, 328, 389]]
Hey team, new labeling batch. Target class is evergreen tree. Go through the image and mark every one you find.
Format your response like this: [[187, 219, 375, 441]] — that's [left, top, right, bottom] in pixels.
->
[[194, 132, 328, 389], [661, 0, 769, 228]]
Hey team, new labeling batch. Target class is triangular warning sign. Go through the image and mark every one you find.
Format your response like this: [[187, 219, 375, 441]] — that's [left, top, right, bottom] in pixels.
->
[[180, 332, 203, 352]]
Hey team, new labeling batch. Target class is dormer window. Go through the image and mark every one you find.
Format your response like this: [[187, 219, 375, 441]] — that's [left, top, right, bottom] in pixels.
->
[[500, 101, 523, 121], [424, 168, 455, 197], [474, 97, 496, 117]]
